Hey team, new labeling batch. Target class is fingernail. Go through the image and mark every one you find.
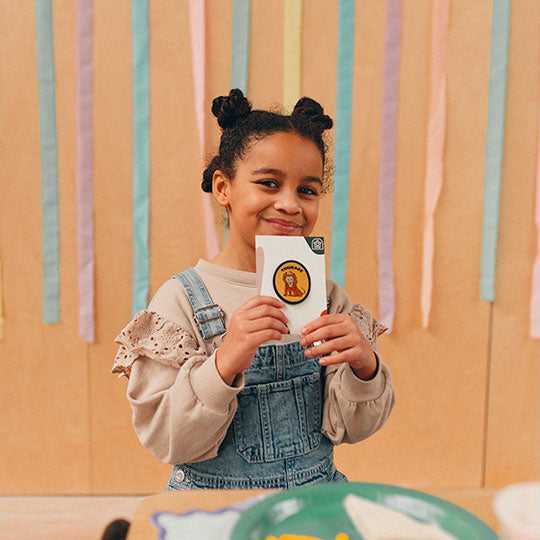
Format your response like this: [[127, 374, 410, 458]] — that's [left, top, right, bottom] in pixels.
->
[[299, 338, 306, 346], [301, 327, 307, 334]]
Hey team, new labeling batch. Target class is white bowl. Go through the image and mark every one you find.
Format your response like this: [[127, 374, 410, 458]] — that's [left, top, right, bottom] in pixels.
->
[[493, 482, 540, 540]]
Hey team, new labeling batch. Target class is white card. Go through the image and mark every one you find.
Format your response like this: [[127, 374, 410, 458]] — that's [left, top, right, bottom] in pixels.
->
[[256, 235, 327, 335]]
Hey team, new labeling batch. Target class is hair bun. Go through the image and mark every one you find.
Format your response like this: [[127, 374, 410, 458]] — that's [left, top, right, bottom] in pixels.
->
[[291, 97, 333, 132], [212, 89, 252, 129], [201, 156, 219, 192]]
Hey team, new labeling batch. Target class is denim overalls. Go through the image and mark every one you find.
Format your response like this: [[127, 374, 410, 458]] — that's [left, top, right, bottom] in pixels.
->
[[166, 268, 347, 490]]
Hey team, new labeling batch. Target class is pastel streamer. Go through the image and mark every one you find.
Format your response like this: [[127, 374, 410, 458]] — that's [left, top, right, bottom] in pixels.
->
[[35, 0, 60, 323], [530, 115, 540, 338], [131, 0, 150, 315], [480, 0, 511, 302], [226, 0, 251, 240], [377, 0, 402, 332], [421, 0, 450, 328], [76, 0, 95, 342], [189, 0, 220, 259], [230, 0, 251, 92], [283, 0, 302, 113], [329, 0, 355, 288]]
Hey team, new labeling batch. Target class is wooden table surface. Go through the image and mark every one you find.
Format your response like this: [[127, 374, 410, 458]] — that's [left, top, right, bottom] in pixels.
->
[[126, 487, 500, 539]]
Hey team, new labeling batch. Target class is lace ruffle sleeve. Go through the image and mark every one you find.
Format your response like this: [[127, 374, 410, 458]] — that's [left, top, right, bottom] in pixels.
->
[[348, 305, 387, 348], [112, 310, 206, 378]]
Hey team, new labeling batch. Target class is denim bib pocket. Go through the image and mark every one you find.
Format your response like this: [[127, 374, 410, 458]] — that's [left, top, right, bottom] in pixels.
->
[[233, 371, 322, 463]]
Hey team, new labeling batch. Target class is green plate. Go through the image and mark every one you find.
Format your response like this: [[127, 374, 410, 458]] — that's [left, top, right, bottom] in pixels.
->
[[231, 482, 499, 539]]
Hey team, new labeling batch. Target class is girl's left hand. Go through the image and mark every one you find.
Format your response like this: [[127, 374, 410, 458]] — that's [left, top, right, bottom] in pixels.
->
[[299, 314, 377, 380]]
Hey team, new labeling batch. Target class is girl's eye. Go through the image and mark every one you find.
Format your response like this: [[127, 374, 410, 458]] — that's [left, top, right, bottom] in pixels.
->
[[298, 186, 319, 196], [256, 180, 279, 188]]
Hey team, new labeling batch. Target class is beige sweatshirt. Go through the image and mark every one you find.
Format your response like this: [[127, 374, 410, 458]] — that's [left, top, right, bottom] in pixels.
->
[[113, 259, 395, 465]]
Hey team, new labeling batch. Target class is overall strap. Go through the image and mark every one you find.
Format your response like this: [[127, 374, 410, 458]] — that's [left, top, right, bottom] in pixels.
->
[[173, 268, 226, 340]]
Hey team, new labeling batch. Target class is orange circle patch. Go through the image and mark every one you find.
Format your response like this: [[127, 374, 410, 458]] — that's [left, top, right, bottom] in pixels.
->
[[273, 260, 311, 304]]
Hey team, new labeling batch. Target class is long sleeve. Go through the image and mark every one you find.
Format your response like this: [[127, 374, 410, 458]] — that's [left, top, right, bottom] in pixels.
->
[[112, 282, 246, 465], [321, 280, 396, 444], [126, 349, 242, 464]]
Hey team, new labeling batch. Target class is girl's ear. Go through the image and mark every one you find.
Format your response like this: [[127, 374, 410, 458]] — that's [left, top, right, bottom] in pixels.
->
[[212, 170, 231, 207]]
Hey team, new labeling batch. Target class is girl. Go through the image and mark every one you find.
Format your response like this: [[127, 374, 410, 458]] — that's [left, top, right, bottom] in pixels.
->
[[113, 89, 395, 490]]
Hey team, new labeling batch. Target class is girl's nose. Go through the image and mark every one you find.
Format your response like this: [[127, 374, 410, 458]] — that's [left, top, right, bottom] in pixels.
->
[[273, 190, 301, 214]]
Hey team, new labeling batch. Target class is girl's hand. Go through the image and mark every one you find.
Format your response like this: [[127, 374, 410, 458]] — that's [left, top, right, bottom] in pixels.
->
[[299, 314, 377, 380], [216, 296, 289, 385]]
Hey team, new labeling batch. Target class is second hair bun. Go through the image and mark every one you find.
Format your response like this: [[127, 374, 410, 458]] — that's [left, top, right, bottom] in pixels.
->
[[292, 97, 333, 132], [211, 89, 252, 129]]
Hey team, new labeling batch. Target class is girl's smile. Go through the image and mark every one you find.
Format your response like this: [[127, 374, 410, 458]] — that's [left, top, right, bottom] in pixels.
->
[[211, 131, 324, 271], [261, 217, 303, 234]]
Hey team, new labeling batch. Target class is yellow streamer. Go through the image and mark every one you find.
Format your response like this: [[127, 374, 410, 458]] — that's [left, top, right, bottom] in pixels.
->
[[283, 0, 302, 113]]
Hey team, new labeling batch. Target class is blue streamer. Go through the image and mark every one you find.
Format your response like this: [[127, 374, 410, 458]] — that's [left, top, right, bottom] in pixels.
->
[[131, 0, 150, 314], [330, 0, 355, 287], [230, 0, 251, 92], [480, 0, 511, 302], [224, 0, 251, 242], [35, 0, 60, 323]]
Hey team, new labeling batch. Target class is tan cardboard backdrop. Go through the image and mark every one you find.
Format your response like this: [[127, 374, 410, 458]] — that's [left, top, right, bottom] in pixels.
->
[[0, 0, 539, 494]]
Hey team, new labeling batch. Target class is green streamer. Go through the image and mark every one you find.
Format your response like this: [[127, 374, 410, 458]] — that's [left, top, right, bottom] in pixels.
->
[[330, 0, 355, 287], [224, 0, 251, 242], [131, 0, 150, 315], [480, 0, 511, 302], [231, 0, 251, 92], [35, 0, 60, 323]]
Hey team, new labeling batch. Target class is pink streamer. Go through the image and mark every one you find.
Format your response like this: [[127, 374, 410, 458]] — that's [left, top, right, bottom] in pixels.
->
[[77, 0, 95, 342], [377, 0, 402, 332], [421, 0, 449, 328], [530, 111, 540, 338], [189, 0, 220, 259]]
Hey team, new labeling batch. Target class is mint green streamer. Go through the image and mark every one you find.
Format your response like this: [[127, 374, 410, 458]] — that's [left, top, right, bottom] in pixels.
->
[[224, 0, 250, 242], [330, 0, 355, 287], [131, 0, 150, 315], [231, 0, 251, 92], [35, 0, 60, 323], [481, 0, 511, 302]]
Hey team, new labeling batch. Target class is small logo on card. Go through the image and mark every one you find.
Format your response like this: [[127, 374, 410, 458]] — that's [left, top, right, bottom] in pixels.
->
[[273, 260, 311, 304], [304, 236, 324, 254], [311, 237, 324, 251]]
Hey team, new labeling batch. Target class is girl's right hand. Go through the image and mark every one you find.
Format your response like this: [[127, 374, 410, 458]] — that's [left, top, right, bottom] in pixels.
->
[[215, 296, 288, 385]]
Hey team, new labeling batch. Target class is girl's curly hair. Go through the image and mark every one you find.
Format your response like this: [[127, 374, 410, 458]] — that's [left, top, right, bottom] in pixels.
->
[[202, 89, 334, 194]]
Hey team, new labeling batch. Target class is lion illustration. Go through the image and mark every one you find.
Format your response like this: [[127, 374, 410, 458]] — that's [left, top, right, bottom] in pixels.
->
[[282, 271, 305, 297]]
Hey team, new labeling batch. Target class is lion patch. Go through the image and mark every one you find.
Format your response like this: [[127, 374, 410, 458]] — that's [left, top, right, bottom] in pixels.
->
[[273, 260, 311, 304]]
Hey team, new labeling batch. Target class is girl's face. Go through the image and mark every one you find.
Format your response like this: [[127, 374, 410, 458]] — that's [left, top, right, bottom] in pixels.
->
[[213, 132, 323, 254]]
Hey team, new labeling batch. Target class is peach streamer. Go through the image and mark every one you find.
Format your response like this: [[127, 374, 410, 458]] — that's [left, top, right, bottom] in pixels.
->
[[421, 0, 449, 328], [189, 0, 220, 259], [530, 116, 540, 338]]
